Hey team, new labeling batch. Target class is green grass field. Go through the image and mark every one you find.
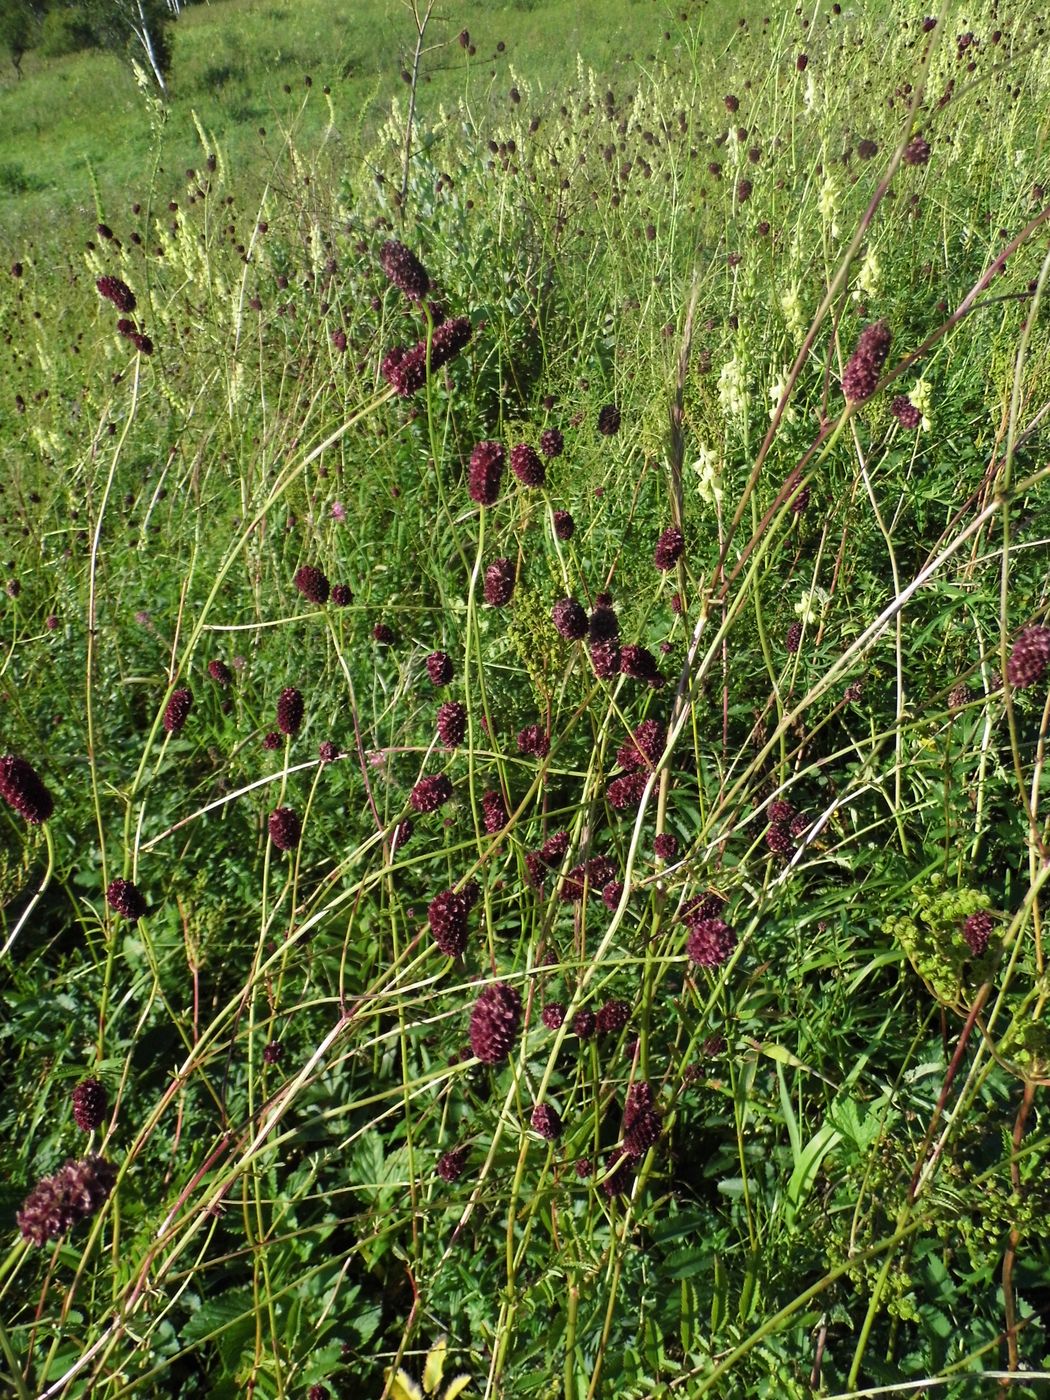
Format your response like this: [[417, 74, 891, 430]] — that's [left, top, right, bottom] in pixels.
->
[[2, 1, 1050, 1396]]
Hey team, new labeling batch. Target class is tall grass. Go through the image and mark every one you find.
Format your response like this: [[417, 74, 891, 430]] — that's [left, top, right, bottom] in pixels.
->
[[2, 1, 1050, 1397]]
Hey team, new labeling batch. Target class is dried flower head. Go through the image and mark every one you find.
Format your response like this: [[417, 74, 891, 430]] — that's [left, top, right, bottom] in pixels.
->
[[72, 1078, 108, 1132], [0, 754, 53, 824], [17, 1154, 117, 1246], [163, 688, 193, 735], [469, 982, 522, 1064], [269, 807, 302, 851]]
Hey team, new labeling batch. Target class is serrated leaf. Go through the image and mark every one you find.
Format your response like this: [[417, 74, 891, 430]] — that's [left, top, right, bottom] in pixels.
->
[[387, 1370, 424, 1400], [443, 1376, 474, 1400], [423, 1337, 447, 1394]]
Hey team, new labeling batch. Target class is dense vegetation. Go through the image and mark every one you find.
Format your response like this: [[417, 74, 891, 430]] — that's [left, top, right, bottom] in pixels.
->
[[2, 1, 1050, 1396]]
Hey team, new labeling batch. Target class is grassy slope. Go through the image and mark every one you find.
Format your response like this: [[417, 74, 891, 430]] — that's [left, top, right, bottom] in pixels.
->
[[0, 0, 756, 242]]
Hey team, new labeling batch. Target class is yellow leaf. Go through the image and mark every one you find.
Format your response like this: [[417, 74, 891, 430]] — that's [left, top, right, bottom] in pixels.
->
[[387, 1369, 424, 1400], [443, 1376, 474, 1400], [423, 1337, 447, 1395]]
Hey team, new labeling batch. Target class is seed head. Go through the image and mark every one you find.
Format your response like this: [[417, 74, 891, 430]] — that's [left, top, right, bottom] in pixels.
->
[[163, 688, 193, 734], [468, 441, 505, 505], [469, 982, 522, 1064], [17, 1154, 117, 1246], [410, 773, 453, 812], [379, 239, 430, 300], [531, 1103, 563, 1140], [842, 319, 892, 403], [293, 565, 330, 605], [428, 888, 470, 956], [540, 428, 564, 458], [269, 807, 302, 851], [483, 558, 515, 607], [552, 510, 575, 540], [276, 687, 304, 735], [106, 877, 147, 922], [1007, 626, 1050, 689], [481, 789, 509, 833], [654, 526, 685, 571], [426, 651, 453, 686], [72, 1079, 108, 1132], [686, 918, 737, 968], [597, 403, 621, 436], [510, 443, 546, 487], [963, 911, 993, 956], [437, 701, 467, 747], [0, 754, 53, 824]]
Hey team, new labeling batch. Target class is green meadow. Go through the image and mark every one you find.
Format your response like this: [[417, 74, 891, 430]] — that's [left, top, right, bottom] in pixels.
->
[[2, 1, 1050, 1396]]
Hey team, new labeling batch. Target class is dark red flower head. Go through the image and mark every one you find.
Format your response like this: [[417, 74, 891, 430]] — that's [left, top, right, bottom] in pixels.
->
[[437, 1144, 470, 1181], [293, 565, 330, 605], [163, 688, 193, 734], [540, 427, 564, 458], [517, 723, 550, 757], [428, 888, 470, 956], [426, 650, 454, 686], [410, 773, 453, 812], [552, 597, 587, 641], [597, 403, 621, 436], [531, 1103, 562, 1140], [17, 1155, 117, 1246], [207, 659, 233, 687], [842, 319, 892, 403], [469, 982, 522, 1064], [483, 558, 516, 607], [437, 701, 468, 747], [510, 443, 546, 487], [269, 807, 302, 851], [654, 526, 685, 571], [0, 754, 53, 824], [1007, 626, 1050, 689], [962, 911, 993, 956], [96, 276, 136, 313], [541, 1001, 566, 1029], [552, 510, 575, 540], [72, 1078, 109, 1132], [481, 789, 509, 833], [468, 441, 505, 505], [891, 395, 921, 428], [379, 239, 430, 299], [331, 583, 353, 606], [277, 687, 304, 735], [686, 917, 736, 967], [616, 719, 665, 772], [106, 877, 147, 921]]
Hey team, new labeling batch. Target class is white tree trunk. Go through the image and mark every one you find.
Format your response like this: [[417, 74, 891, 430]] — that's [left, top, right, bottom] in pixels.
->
[[131, 0, 168, 94]]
